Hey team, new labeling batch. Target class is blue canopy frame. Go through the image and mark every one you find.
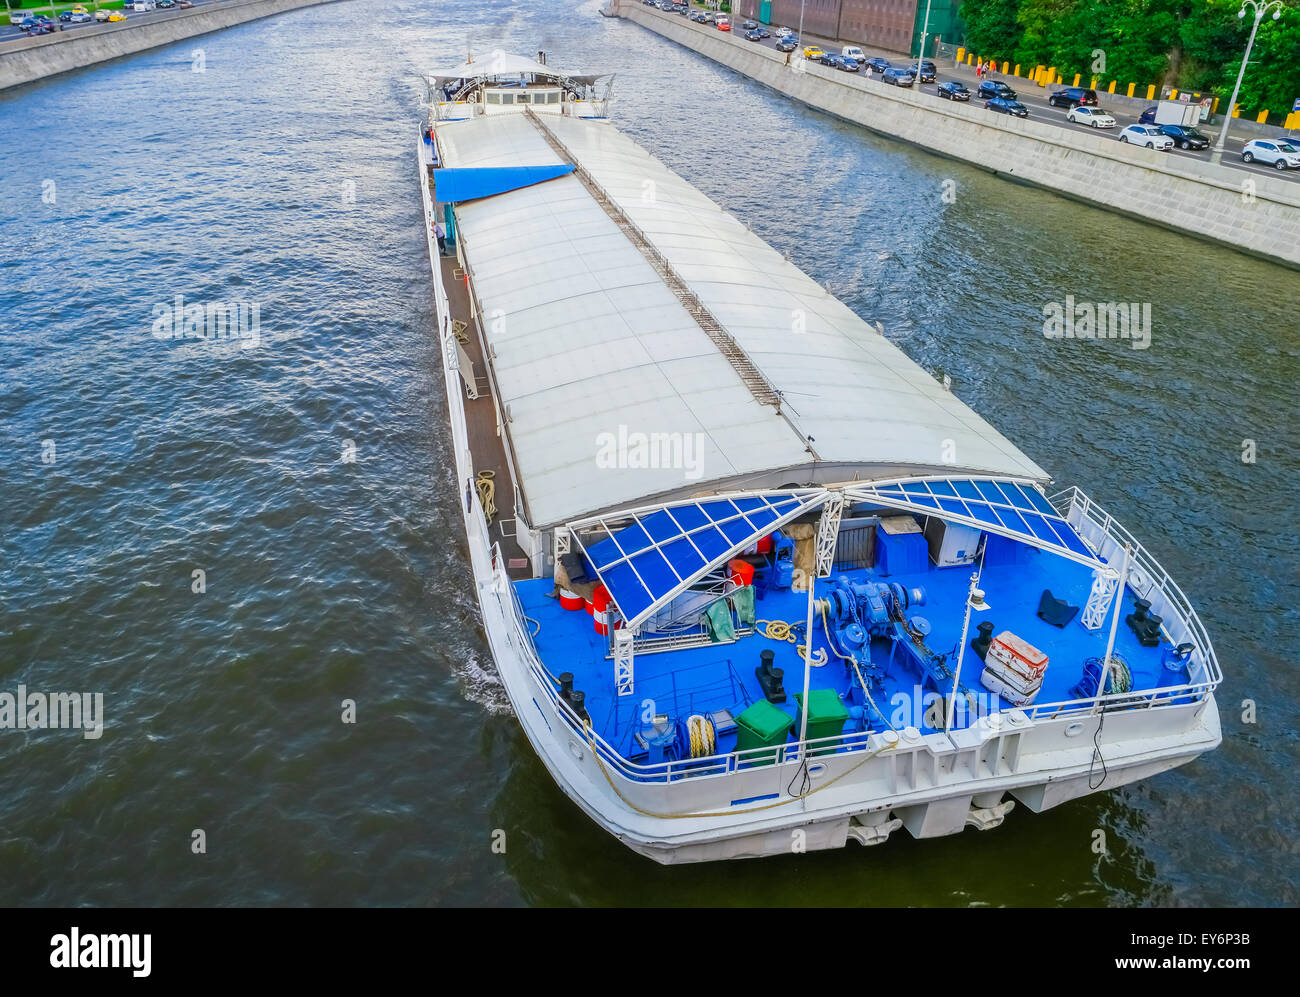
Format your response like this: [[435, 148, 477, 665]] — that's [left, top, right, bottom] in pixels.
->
[[845, 477, 1103, 567], [573, 490, 826, 629]]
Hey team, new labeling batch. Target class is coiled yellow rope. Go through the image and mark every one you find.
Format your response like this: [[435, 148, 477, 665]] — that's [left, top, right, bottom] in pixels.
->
[[475, 469, 496, 525]]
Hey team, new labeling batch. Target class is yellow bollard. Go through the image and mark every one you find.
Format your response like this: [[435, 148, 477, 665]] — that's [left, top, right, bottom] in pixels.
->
[[1126, 82, 1135, 98], [968, 54, 973, 65], [1014, 63, 1021, 77], [1231, 104, 1240, 118], [1090, 76, 1098, 89], [1146, 84, 1155, 100], [1072, 73, 1080, 87], [1169, 89, 1178, 100], [956, 47, 965, 62], [1108, 80, 1116, 94], [1256, 109, 1269, 124]]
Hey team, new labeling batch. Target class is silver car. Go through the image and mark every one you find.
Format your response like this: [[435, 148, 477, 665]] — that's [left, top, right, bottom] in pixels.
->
[[1241, 139, 1300, 170]]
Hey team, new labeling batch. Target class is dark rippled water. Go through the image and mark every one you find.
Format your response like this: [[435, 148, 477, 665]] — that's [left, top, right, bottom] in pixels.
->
[[1, 0, 1296, 906]]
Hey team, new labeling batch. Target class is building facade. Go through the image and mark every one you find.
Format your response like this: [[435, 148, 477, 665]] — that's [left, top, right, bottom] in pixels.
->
[[731, 0, 964, 58]]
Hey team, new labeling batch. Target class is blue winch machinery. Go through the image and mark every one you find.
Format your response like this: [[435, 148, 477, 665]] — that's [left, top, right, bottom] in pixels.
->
[[816, 576, 976, 726]]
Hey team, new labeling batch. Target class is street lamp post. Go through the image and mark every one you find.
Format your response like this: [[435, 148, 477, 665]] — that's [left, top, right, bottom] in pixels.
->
[[1210, 0, 1284, 165], [916, 0, 934, 71]]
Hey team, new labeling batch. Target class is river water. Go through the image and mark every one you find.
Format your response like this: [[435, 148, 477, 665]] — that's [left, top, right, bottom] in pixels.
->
[[0, 0, 1296, 906]]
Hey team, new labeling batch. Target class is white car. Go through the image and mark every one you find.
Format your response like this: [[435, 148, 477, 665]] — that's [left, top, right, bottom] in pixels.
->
[[1241, 139, 1300, 170], [1067, 105, 1116, 128], [1119, 124, 1173, 150], [841, 46, 866, 65]]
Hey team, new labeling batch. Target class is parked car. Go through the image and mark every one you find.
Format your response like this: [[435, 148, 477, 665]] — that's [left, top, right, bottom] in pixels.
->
[[936, 80, 971, 101], [1240, 138, 1300, 169], [977, 80, 1017, 101], [882, 67, 914, 87], [864, 57, 890, 76], [1067, 105, 1116, 128], [1049, 87, 1098, 108], [1118, 125, 1173, 150], [985, 97, 1029, 117], [908, 60, 937, 83], [1158, 124, 1209, 150], [775, 37, 797, 52], [841, 46, 866, 65]]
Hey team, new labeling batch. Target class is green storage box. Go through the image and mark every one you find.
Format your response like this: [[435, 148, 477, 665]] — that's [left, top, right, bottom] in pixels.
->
[[734, 700, 793, 766], [795, 689, 849, 755]]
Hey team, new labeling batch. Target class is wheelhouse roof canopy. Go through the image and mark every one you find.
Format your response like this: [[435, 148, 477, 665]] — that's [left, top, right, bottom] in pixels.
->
[[430, 49, 608, 87], [574, 490, 826, 629], [845, 476, 1104, 568]]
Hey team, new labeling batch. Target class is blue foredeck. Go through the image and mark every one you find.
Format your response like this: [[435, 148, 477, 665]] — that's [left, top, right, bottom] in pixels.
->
[[517, 540, 1175, 762]]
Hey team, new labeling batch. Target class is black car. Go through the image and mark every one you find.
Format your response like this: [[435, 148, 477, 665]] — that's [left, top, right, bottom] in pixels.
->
[[757, 27, 770, 38], [1159, 124, 1209, 150], [1138, 105, 1158, 124], [882, 67, 914, 87], [742, 19, 758, 30], [977, 80, 1017, 101], [864, 57, 890, 76], [985, 97, 1029, 117], [775, 37, 797, 52], [744, 29, 763, 41], [1049, 87, 1098, 108], [908, 60, 936, 83], [936, 80, 971, 101]]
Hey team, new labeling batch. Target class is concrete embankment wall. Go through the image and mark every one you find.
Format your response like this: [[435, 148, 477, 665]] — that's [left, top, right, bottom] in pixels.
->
[[617, 2, 1300, 269], [0, 0, 342, 92]]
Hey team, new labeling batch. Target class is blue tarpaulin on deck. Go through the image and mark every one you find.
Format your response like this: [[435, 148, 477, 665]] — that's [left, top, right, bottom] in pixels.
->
[[432, 164, 575, 203]]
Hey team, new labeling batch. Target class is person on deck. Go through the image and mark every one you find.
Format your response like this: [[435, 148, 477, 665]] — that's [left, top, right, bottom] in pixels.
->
[[434, 221, 446, 255]]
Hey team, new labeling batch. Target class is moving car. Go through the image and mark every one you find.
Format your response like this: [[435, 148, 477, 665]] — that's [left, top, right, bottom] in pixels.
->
[[58, 5, 88, 20], [1240, 138, 1300, 169], [803, 46, 825, 60], [715, 15, 729, 31], [1159, 124, 1209, 150], [841, 46, 866, 65], [744, 29, 763, 41], [20, 16, 54, 33], [1067, 105, 1116, 128], [1118, 124, 1173, 150], [985, 97, 1029, 117], [66, 9, 92, 20], [775, 37, 797, 52], [836, 55, 860, 73], [95, 8, 112, 19], [936, 80, 971, 101], [908, 60, 936, 83], [108, 10, 126, 19], [864, 57, 890, 75], [742, 19, 757, 30], [881, 67, 914, 87], [977, 80, 1017, 101], [1049, 87, 1098, 108]]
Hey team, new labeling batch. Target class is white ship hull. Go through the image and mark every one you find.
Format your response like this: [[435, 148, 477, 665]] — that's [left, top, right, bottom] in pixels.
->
[[417, 136, 1222, 864]]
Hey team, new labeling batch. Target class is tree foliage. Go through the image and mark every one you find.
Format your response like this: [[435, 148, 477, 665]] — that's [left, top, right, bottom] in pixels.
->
[[959, 0, 1300, 115]]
